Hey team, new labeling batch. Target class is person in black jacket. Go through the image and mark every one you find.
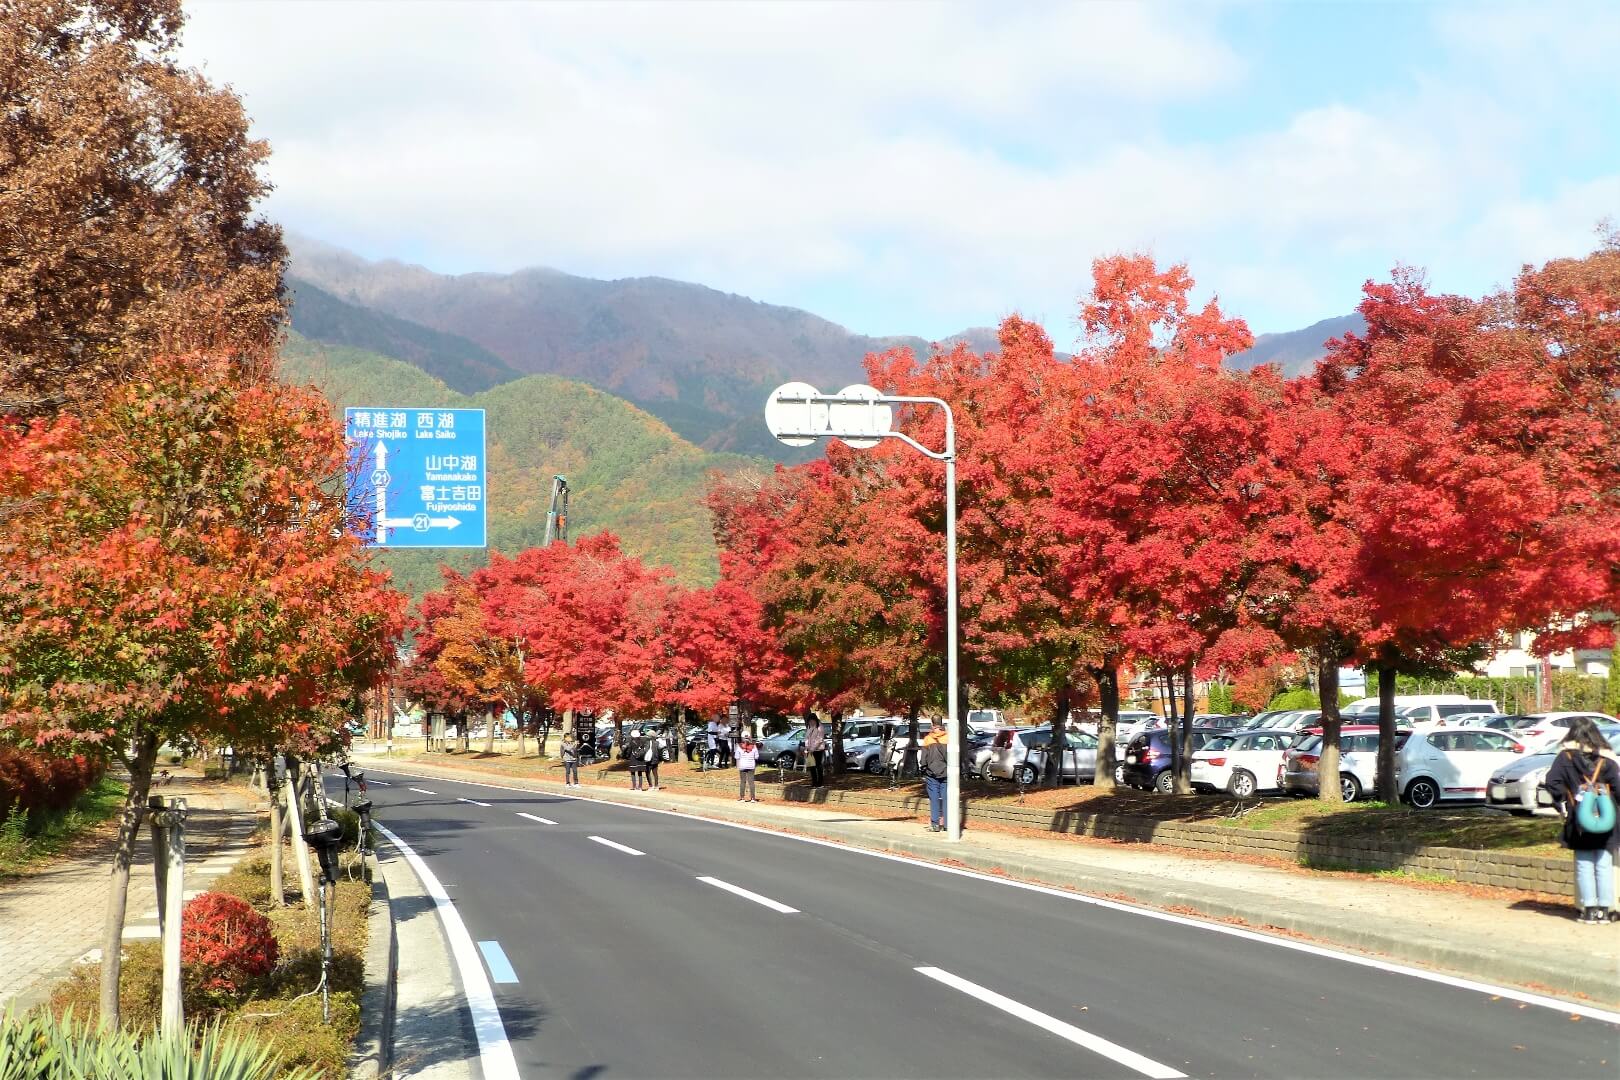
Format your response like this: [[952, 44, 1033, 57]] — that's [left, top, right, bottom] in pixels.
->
[[1543, 716, 1620, 924]]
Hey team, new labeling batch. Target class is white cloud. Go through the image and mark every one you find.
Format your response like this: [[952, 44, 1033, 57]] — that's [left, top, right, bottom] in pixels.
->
[[182, 1, 1620, 340]]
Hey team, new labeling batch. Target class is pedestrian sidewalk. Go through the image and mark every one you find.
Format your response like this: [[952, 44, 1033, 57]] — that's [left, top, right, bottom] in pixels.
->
[[0, 773, 266, 1015], [362, 754, 1620, 1007]]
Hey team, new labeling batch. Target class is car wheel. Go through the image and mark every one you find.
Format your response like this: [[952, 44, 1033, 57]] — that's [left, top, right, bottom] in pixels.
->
[[1227, 770, 1257, 799], [1016, 763, 1038, 786], [866, 757, 883, 775], [1340, 773, 1362, 803], [1405, 776, 1440, 809], [1154, 768, 1175, 794], [776, 752, 796, 769]]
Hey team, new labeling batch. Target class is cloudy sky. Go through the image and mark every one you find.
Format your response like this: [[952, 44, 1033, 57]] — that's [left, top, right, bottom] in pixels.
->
[[183, 1, 1620, 341]]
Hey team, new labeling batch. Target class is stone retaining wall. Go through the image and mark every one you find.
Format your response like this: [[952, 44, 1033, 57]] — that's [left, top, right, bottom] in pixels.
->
[[573, 761, 1573, 895]]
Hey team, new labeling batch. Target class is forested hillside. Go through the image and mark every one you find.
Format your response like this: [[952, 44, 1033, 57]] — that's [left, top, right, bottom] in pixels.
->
[[279, 333, 758, 599]]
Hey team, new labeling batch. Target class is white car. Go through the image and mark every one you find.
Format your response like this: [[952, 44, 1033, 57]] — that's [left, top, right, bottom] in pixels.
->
[[1261, 709, 1322, 732], [1486, 725, 1620, 816], [1507, 712, 1619, 752], [1191, 729, 1298, 798], [1397, 726, 1531, 808]]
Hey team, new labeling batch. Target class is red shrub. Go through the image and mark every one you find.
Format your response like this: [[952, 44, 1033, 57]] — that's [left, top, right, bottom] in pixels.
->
[[0, 747, 103, 822], [180, 892, 278, 995]]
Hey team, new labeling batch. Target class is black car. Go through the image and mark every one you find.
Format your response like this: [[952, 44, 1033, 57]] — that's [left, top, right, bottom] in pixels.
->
[[1121, 727, 1229, 793]]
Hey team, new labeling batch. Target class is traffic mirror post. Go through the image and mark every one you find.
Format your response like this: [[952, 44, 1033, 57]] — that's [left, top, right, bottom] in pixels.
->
[[764, 383, 962, 841]]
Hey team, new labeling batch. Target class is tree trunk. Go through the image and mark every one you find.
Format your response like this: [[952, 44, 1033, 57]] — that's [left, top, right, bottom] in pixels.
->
[[1376, 653, 1399, 803], [674, 708, 689, 761], [1317, 652, 1344, 804], [831, 710, 845, 775], [268, 776, 285, 907], [1093, 660, 1121, 794], [99, 731, 158, 1030], [1045, 678, 1071, 787], [904, 702, 920, 778], [1176, 661, 1196, 794], [484, 704, 497, 755]]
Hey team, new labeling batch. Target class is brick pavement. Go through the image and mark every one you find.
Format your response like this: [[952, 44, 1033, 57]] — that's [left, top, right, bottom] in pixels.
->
[[0, 776, 266, 1014]]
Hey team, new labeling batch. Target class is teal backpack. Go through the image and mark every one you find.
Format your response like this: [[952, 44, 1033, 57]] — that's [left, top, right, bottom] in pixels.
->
[[1574, 756, 1617, 835]]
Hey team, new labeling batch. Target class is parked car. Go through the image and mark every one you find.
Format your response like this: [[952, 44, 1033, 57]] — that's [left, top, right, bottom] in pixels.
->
[[1244, 710, 1289, 728], [964, 731, 998, 778], [1120, 727, 1227, 793], [1280, 726, 1410, 802], [760, 727, 809, 769], [1341, 693, 1479, 720], [1506, 712, 1620, 752], [1396, 700, 1499, 726], [1190, 729, 1298, 797], [1396, 726, 1531, 808], [984, 727, 1098, 785], [966, 709, 1006, 734], [1262, 709, 1322, 732], [1486, 725, 1620, 816]]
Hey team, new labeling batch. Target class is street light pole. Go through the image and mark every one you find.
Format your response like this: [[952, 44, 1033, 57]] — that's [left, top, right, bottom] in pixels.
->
[[942, 419, 961, 842], [764, 383, 963, 841]]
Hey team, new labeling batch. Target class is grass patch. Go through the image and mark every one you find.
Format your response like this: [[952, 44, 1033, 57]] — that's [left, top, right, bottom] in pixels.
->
[[45, 845, 371, 1076], [0, 775, 127, 877]]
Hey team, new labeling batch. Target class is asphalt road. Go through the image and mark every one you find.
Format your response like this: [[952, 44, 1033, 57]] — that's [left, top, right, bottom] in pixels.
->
[[331, 767, 1620, 1080]]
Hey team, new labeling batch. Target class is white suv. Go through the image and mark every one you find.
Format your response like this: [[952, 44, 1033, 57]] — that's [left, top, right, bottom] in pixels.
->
[[1397, 726, 1529, 808]]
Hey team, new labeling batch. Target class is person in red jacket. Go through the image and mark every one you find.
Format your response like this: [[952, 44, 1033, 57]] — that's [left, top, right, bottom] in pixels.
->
[[1544, 716, 1620, 924]]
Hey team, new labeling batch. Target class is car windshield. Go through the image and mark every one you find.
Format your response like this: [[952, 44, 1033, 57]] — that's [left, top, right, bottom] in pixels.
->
[[1295, 735, 1323, 753], [1203, 736, 1235, 752]]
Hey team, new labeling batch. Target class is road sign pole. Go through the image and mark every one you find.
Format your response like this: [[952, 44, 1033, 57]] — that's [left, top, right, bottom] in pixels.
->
[[944, 423, 962, 842]]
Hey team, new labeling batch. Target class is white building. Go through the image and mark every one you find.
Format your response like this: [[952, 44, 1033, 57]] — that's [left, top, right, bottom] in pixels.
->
[[1482, 629, 1611, 679]]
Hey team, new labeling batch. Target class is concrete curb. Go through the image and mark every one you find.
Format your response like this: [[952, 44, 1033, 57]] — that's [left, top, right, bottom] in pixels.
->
[[349, 864, 396, 1080], [371, 757, 1619, 1008]]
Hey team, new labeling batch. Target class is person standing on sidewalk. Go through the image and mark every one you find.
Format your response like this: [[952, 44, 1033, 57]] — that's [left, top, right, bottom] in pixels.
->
[[626, 730, 647, 791], [561, 732, 580, 788], [806, 715, 827, 789], [1546, 716, 1619, 923], [645, 728, 663, 791], [920, 719, 949, 832], [735, 731, 759, 802]]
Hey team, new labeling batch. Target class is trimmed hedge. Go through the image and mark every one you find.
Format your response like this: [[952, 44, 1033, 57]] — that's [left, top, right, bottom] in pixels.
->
[[0, 745, 104, 824]]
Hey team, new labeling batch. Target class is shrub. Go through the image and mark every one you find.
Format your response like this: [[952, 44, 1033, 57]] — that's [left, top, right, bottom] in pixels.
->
[[1266, 687, 1319, 711], [1, 1007, 318, 1080], [181, 893, 278, 1000], [0, 745, 104, 825]]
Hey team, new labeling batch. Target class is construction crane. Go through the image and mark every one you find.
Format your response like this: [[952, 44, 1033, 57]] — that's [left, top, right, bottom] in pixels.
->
[[543, 474, 570, 545]]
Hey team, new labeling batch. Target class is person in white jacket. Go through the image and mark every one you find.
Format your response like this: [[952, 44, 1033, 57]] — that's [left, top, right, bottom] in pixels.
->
[[735, 732, 760, 802]]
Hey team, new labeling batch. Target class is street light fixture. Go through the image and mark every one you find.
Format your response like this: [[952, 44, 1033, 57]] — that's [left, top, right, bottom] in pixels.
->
[[764, 382, 962, 842]]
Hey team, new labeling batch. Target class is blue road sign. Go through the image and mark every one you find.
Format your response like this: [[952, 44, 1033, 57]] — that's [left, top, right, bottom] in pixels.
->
[[344, 407, 487, 549]]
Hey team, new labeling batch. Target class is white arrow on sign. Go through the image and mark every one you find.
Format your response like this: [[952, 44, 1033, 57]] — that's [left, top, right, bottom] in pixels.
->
[[381, 515, 463, 532]]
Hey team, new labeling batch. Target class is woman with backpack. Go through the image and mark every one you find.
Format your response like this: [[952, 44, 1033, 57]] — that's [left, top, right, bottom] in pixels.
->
[[1545, 716, 1620, 924]]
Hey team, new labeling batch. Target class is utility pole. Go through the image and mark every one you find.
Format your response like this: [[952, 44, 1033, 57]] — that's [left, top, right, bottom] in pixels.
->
[[543, 475, 570, 545]]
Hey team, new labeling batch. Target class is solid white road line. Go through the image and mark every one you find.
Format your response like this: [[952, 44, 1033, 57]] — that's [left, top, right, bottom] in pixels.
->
[[408, 787, 438, 795], [359, 765, 1620, 1025], [375, 821, 519, 1080], [517, 812, 558, 825], [697, 876, 799, 913], [588, 835, 644, 856], [916, 966, 1186, 1079], [457, 797, 492, 807], [368, 780, 391, 786]]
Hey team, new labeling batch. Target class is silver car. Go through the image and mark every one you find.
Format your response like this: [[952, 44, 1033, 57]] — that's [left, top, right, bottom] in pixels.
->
[[984, 727, 1097, 785], [1486, 725, 1620, 816]]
